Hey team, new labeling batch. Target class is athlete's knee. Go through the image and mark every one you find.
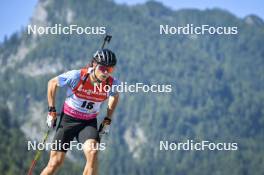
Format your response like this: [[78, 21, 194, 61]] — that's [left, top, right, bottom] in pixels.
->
[[48, 152, 65, 168], [48, 157, 64, 168], [83, 139, 98, 158]]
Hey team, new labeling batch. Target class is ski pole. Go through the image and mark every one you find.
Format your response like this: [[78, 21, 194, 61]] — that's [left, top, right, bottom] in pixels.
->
[[27, 113, 60, 175], [27, 129, 50, 175]]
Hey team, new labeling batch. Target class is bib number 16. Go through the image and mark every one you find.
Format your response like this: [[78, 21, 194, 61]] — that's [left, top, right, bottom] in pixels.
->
[[81, 101, 95, 110]]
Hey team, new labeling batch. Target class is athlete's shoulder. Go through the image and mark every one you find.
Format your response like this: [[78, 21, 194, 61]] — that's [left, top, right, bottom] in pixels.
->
[[57, 69, 81, 88], [111, 77, 120, 86], [108, 77, 120, 96]]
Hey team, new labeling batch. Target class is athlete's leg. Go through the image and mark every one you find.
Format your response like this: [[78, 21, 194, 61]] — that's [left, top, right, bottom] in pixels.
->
[[41, 113, 83, 174], [77, 118, 99, 175], [82, 139, 98, 175], [40, 150, 66, 175]]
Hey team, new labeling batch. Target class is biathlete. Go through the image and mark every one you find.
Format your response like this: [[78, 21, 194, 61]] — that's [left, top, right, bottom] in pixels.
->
[[41, 49, 119, 175]]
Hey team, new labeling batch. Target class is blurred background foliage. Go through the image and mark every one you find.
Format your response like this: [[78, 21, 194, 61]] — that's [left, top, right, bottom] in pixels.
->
[[0, 0, 263, 174]]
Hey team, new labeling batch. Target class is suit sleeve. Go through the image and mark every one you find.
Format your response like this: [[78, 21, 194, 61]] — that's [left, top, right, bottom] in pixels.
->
[[57, 70, 81, 89]]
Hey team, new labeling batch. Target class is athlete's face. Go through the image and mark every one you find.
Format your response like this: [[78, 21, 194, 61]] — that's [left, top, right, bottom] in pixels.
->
[[94, 64, 114, 81]]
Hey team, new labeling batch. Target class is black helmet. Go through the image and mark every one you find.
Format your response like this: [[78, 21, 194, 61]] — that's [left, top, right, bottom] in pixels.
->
[[93, 49, 117, 66]]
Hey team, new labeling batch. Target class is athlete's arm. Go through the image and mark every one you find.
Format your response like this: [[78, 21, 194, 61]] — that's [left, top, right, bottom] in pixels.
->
[[47, 77, 59, 107], [46, 77, 60, 128], [48, 69, 81, 106], [106, 92, 119, 119]]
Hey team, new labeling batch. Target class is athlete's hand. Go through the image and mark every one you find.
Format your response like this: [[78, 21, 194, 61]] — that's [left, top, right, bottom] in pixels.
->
[[99, 117, 111, 137], [46, 107, 57, 128]]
